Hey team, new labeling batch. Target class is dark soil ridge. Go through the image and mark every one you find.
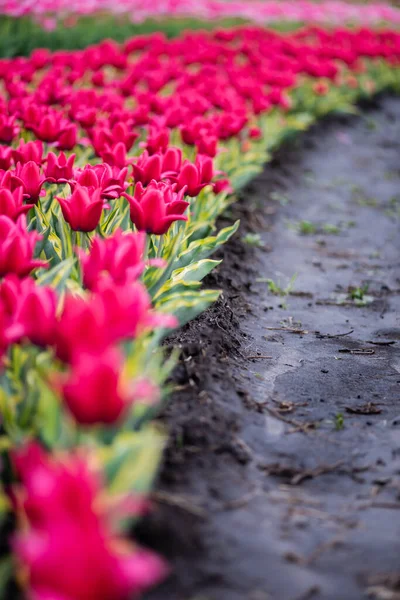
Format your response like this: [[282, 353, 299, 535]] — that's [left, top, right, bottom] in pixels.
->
[[140, 96, 400, 600]]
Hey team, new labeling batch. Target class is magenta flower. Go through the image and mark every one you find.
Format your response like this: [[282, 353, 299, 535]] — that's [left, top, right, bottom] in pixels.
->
[[56, 184, 104, 232], [79, 230, 147, 290], [61, 348, 129, 424], [123, 182, 188, 235], [174, 155, 214, 197], [12, 161, 47, 204], [0, 187, 34, 221], [15, 278, 58, 347], [45, 151, 75, 183], [0, 216, 47, 278], [0, 145, 13, 170], [12, 443, 168, 600], [12, 140, 44, 166]]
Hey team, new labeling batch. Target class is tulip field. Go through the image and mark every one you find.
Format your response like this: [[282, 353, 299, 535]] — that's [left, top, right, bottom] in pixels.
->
[[0, 1, 400, 598]]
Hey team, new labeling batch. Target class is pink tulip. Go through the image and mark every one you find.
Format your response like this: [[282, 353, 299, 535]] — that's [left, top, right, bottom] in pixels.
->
[[0, 187, 34, 221], [45, 151, 75, 183], [12, 140, 44, 166], [79, 230, 147, 290], [61, 348, 128, 424], [12, 443, 168, 600], [124, 181, 188, 235], [0, 216, 47, 278], [56, 184, 103, 232], [12, 161, 47, 204]]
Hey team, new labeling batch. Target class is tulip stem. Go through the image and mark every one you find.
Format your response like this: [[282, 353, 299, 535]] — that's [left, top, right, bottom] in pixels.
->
[[156, 235, 165, 259]]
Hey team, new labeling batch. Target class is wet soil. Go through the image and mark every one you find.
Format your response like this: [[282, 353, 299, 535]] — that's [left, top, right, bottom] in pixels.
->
[[140, 95, 400, 600]]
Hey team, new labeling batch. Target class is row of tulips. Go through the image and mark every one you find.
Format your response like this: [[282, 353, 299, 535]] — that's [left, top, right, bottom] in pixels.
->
[[0, 23, 400, 599], [3, 0, 400, 25]]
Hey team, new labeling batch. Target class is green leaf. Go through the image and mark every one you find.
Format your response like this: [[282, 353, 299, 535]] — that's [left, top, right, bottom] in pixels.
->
[[36, 257, 75, 293], [174, 221, 239, 271], [100, 427, 166, 496], [35, 374, 63, 449], [154, 259, 221, 301], [230, 165, 264, 190], [156, 288, 221, 327]]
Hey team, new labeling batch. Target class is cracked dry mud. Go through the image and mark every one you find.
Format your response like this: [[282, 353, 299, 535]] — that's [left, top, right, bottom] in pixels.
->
[[140, 96, 400, 600]]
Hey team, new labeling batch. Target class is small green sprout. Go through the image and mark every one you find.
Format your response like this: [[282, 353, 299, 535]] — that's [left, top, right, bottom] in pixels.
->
[[322, 223, 341, 235], [298, 220, 317, 235], [242, 233, 265, 248], [334, 413, 345, 431], [263, 274, 297, 297], [349, 284, 369, 302]]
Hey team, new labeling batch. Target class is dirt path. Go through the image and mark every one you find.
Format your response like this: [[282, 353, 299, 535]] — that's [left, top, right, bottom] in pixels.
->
[[141, 96, 400, 600]]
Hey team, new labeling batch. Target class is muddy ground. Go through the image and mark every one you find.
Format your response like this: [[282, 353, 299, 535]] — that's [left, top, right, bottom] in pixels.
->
[[140, 95, 400, 600]]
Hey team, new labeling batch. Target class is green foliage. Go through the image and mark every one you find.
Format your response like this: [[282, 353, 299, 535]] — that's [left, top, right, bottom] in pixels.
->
[[241, 233, 265, 248], [0, 15, 244, 58]]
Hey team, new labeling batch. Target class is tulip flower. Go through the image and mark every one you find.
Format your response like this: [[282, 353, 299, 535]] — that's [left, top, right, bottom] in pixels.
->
[[12, 140, 44, 166], [72, 164, 128, 200], [174, 156, 213, 197], [161, 147, 182, 176], [56, 123, 78, 151], [55, 293, 108, 363], [12, 161, 47, 204], [0, 216, 47, 278], [15, 278, 58, 347], [61, 348, 129, 424], [79, 230, 147, 290], [56, 185, 104, 232], [123, 182, 188, 235], [0, 278, 25, 359], [55, 280, 177, 363], [61, 349, 162, 425], [31, 112, 63, 143], [95, 279, 178, 343], [0, 145, 13, 170], [145, 125, 170, 155], [12, 443, 168, 600], [101, 142, 129, 169], [0, 188, 34, 221], [44, 151, 75, 183], [132, 152, 162, 186], [0, 114, 19, 143]]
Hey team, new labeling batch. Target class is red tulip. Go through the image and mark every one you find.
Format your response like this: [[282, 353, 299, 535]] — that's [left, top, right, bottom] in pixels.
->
[[101, 141, 129, 169], [124, 182, 188, 235], [15, 278, 57, 347], [95, 279, 178, 343], [175, 157, 213, 197], [0, 114, 19, 143], [0, 145, 13, 170], [145, 125, 170, 155], [0, 216, 47, 278], [55, 293, 107, 363], [45, 151, 75, 183], [0, 187, 34, 221], [55, 280, 176, 363], [56, 123, 78, 151], [56, 185, 103, 232], [79, 230, 146, 290], [31, 112, 63, 143], [12, 443, 168, 600], [61, 349, 128, 424], [12, 161, 47, 204], [12, 140, 44, 166], [72, 163, 128, 200], [0, 277, 25, 360], [132, 152, 162, 186], [161, 147, 182, 176]]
